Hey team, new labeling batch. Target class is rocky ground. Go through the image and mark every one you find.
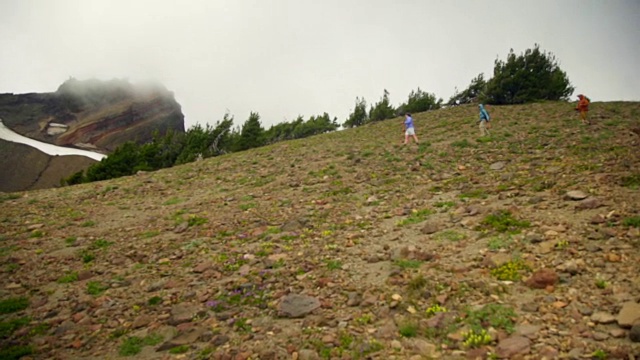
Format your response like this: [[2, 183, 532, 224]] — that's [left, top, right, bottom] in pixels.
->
[[1, 102, 640, 360]]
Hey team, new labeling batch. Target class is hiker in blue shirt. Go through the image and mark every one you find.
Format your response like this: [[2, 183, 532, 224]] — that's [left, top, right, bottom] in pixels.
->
[[478, 104, 491, 136], [403, 113, 419, 145]]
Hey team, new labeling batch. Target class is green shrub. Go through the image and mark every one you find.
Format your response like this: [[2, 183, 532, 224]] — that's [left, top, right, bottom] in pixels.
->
[[481, 210, 530, 233]]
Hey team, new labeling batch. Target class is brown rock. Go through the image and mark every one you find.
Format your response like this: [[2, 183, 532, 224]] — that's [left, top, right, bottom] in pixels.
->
[[131, 314, 153, 329], [77, 271, 94, 281], [193, 261, 213, 273], [420, 222, 441, 234], [525, 268, 558, 289], [617, 302, 640, 328], [495, 335, 531, 358]]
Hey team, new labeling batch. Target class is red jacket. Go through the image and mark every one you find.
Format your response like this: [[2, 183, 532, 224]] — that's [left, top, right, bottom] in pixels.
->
[[576, 95, 590, 112]]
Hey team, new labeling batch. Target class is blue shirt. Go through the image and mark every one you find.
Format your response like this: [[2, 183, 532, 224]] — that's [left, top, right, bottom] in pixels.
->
[[404, 116, 414, 128]]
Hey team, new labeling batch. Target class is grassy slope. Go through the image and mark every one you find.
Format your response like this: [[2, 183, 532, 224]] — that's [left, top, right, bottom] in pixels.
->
[[1, 101, 639, 359]]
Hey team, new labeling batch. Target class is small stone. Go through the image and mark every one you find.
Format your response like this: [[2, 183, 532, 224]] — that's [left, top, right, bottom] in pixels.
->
[[564, 190, 588, 200], [575, 197, 601, 210], [490, 161, 506, 170], [346, 292, 361, 307], [420, 222, 441, 235], [590, 311, 616, 324], [609, 328, 626, 338], [193, 261, 213, 273]]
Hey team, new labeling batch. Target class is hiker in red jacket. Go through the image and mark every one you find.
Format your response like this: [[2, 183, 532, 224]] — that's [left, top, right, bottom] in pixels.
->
[[576, 94, 591, 125]]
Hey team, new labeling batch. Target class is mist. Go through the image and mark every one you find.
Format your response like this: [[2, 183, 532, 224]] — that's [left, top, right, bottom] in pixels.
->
[[1, 0, 639, 129]]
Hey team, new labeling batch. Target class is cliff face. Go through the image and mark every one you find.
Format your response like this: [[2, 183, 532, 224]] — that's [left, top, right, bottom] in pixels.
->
[[0, 78, 185, 152]]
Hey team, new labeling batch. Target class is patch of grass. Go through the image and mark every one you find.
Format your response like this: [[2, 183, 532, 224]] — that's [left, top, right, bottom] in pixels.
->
[[433, 201, 455, 209], [622, 216, 640, 228], [408, 274, 427, 291], [490, 260, 530, 281], [394, 259, 422, 269], [487, 236, 511, 251], [118, 333, 164, 356], [81, 220, 95, 227], [0, 193, 21, 203], [0, 297, 29, 314], [140, 230, 160, 238], [239, 203, 256, 211], [621, 174, 640, 189], [0, 316, 30, 338], [29, 322, 51, 336], [435, 230, 465, 242], [480, 210, 530, 233], [451, 139, 473, 148], [89, 239, 112, 249], [396, 208, 433, 226], [29, 230, 44, 238], [57, 272, 79, 284], [5, 263, 19, 273], [325, 187, 353, 197], [169, 345, 190, 354], [325, 259, 343, 270], [148, 296, 163, 306], [399, 322, 418, 337], [592, 349, 607, 360], [595, 279, 607, 289], [80, 250, 95, 263], [64, 236, 77, 246], [0, 344, 33, 360], [465, 303, 516, 333], [86, 281, 108, 296], [187, 215, 208, 227], [163, 197, 183, 205]]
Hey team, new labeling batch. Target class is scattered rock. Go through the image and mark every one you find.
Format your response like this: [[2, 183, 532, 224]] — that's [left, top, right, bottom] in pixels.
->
[[278, 294, 321, 318], [575, 197, 602, 210], [495, 336, 531, 358], [157, 327, 206, 351], [193, 261, 213, 273], [525, 268, 558, 289], [564, 190, 589, 200], [168, 303, 203, 326], [489, 161, 506, 170], [420, 222, 441, 235], [590, 311, 616, 324]]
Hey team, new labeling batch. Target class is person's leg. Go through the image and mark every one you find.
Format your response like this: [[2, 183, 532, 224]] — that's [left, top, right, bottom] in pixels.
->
[[412, 134, 419, 144], [479, 120, 486, 136], [580, 111, 587, 124]]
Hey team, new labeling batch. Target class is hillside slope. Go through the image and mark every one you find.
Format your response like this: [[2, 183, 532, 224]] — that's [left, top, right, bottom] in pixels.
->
[[1, 102, 639, 359]]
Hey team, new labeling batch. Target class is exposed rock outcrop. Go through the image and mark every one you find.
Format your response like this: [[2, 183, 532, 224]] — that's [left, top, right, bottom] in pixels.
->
[[0, 78, 185, 192], [0, 78, 185, 152]]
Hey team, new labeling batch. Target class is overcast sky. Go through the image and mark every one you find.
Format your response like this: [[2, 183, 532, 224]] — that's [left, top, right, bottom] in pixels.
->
[[1, 0, 639, 129]]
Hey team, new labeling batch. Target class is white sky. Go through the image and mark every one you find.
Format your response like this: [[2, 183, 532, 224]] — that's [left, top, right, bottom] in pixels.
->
[[1, 0, 638, 129]]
